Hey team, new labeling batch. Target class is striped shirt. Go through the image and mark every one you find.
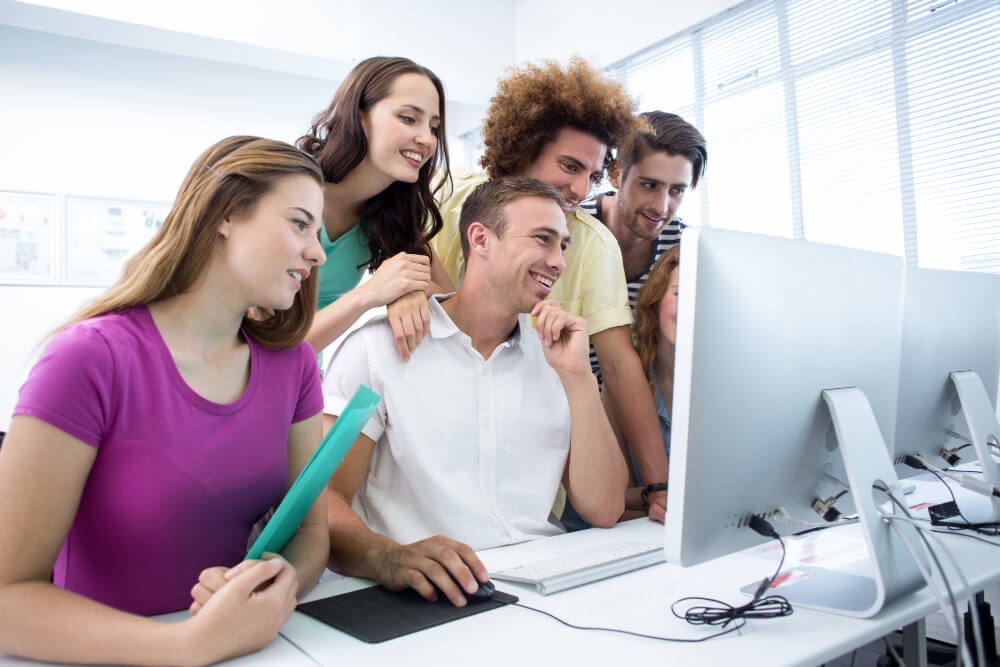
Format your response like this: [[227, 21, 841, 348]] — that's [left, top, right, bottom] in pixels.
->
[[580, 192, 685, 381]]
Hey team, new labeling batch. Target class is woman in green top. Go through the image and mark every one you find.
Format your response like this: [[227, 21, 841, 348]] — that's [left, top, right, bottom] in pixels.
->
[[296, 56, 454, 362]]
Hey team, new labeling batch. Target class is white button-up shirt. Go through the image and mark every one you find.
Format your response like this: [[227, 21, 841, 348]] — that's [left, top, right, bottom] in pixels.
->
[[323, 296, 571, 550]]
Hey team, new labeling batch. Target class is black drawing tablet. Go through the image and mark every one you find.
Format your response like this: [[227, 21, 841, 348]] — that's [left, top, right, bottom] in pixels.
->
[[297, 584, 519, 643]]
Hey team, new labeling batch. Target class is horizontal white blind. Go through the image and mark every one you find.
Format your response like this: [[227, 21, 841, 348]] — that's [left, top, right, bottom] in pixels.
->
[[613, 0, 1000, 272]]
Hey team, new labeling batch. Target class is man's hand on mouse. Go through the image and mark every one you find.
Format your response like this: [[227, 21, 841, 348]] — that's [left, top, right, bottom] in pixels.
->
[[374, 535, 490, 607]]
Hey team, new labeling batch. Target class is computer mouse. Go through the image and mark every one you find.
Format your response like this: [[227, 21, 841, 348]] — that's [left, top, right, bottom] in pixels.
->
[[467, 579, 496, 602]]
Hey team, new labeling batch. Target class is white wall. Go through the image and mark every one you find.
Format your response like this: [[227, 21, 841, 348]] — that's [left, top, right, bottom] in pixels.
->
[[514, 0, 744, 66]]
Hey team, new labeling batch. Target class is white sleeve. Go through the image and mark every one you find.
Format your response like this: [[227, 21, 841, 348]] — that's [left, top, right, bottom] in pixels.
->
[[321, 323, 387, 443]]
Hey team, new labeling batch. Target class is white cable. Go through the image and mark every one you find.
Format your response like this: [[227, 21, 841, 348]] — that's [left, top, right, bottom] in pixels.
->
[[883, 636, 907, 667], [883, 514, 987, 667], [884, 519, 971, 667]]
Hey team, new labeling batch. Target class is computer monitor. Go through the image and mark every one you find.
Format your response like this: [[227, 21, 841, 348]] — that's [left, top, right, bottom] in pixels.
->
[[893, 266, 1000, 513], [664, 227, 922, 617]]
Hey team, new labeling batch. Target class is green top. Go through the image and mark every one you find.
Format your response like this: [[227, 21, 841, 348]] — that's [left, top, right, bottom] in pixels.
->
[[316, 220, 370, 311]]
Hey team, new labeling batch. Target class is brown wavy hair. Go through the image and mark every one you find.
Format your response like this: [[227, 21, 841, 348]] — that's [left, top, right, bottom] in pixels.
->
[[480, 57, 635, 179], [634, 245, 681, 393], [610, 111, 708, 187], [296, 56, 450, 270], [62, 136, 324, 349]]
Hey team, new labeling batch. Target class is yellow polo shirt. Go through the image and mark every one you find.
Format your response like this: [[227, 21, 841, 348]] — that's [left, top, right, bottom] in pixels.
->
[[431, 169, 632, 335]]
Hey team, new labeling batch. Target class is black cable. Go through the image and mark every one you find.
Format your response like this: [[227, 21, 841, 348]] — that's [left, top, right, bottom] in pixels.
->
[[511, 516, 793, 643], [925, 468, 976, 526], [512, 602, 749, 643], [930, 528, 1000, 547]]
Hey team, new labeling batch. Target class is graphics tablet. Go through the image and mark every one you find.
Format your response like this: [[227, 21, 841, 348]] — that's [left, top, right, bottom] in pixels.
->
[[246, 384, 381, 560]]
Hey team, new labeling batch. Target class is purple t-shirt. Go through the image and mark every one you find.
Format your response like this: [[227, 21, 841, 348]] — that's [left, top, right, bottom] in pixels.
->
[[13, 305, 323, 615]]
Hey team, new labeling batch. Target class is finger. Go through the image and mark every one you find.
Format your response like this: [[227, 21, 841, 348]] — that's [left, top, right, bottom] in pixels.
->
[[189, 600, 202, 615], [436, 547, 478, 595], [224, 559, 259, 581], [421, 560, 466, 607], [449, 541, 490, 586], [405, 253, 431, 266], [230, 557, 286, 596], [421, 303, 431, 330], [190, 582, 213, 608], [410, 310, 426, 346], [390, 317, 410, 361], [402, 317, 416, 356], [404, 569, 440, 603], [198, 567, 229, 591]]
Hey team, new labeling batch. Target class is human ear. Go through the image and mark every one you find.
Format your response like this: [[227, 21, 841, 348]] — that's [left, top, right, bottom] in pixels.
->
[[467, 222, 489, 257], [217, 217, 232, 239]]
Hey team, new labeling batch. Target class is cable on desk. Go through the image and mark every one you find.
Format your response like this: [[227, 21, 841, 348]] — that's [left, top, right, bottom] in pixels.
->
[[278, 631, 323, 667], [510, 516, 792, 643]]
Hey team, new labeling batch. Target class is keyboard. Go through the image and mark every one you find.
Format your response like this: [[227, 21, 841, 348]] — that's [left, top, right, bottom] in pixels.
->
[[491, 541, 664, 595]]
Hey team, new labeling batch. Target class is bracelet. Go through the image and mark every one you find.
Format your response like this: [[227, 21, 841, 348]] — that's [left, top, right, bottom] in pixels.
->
[[640, 482, 668, 508]]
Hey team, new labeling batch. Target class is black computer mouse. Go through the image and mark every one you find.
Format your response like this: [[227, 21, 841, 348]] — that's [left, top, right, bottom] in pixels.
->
[[467, 579, 496, 602]]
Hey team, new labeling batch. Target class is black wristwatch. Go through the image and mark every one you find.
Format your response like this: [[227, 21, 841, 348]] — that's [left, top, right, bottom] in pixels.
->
[[640, 482, 668, 508]]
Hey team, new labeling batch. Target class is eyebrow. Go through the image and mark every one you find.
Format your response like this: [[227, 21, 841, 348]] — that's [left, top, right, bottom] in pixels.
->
[[401, 104, 441, 122], [535, 226, 572, 246], [291, 207, 316, 223]]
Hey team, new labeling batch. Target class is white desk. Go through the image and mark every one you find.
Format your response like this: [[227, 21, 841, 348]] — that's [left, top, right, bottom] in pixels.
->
[[4, 477, 999, 666], [284, 483, 1000, 667]]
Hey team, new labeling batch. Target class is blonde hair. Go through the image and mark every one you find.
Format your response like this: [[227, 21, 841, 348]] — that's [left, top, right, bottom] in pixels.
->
[[633, 246, 680, 393], [62, 136, 324, 349]]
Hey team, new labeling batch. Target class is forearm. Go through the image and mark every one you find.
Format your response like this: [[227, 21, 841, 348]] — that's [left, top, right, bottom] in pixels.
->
[[280, 517, 329, 598], [602, 356, 669, 486], [305, 286, 374, 353], [0, 582, 197, 666], [561, 372, 628, 527], [326, 491, 399, 580]]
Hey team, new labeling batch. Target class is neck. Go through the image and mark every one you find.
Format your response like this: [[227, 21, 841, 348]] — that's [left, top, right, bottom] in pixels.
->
[[440, 279, 519, 359], [653, 337, 675, 394], [147, 260, 248, 359], [323, 161, 396, 234], [602, 193, 649, 255]]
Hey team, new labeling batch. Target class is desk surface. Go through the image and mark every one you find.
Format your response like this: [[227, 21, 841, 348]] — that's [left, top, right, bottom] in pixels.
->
[[3, 477, 999, 667]]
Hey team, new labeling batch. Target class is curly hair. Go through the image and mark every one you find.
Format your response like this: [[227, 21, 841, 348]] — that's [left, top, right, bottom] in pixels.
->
[[480, 57, 636, 179], [634, 245, 680, 394]]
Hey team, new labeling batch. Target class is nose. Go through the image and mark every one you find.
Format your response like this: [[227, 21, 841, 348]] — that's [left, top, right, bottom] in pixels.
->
[[652, 190, 670, 217], [566, 173, 591, 206], [306, 231, 326, 266], [415, 123, 437, 150], [547, 242, 565, 278]]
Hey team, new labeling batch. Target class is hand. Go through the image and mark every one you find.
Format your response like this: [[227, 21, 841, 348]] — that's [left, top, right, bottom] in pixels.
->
[[374, 535, 489, 607], [647, 490, 666, 523], [362, 252, 431, 309], [181, 556, 298, 665], [188, 552, 290, 615], [386, 290, 431, 361], [531, 300, 590, 377]]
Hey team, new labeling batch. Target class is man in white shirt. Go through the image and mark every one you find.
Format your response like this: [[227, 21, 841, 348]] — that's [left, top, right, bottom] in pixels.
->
[[323, 177, 628, 606]]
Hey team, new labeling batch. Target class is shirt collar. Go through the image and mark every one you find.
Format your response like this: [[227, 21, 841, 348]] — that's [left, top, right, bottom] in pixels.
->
[[427, 295, 523, 348]]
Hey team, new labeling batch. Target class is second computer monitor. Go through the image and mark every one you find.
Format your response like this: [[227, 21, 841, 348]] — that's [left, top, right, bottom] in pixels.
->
[[665, 227, 905, 567], [893, 265, 1000, 474]]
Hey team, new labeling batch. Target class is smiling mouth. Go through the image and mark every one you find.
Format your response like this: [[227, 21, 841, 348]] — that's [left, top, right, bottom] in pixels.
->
[[401, 150, 423, 166], [529, 271, 555, 291], [287, 270, 307, 289], [641, 212, 665, 226]]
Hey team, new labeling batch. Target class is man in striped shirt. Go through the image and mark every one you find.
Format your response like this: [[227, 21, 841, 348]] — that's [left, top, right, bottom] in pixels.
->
[[581, 112, 707, 381]]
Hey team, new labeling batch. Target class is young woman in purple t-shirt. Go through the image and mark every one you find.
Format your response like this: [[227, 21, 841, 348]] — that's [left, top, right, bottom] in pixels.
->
[[0, 136, 330, 664]]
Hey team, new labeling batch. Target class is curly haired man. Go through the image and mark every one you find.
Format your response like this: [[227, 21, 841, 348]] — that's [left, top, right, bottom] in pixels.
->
[[432, 58, 669, 525]]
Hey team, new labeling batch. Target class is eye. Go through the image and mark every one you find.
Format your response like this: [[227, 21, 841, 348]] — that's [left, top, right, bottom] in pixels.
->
[[642, 182, 656, 190], [399, 115, 416, 124], [535, 234, 550, 245], [430, 125, 440, 136], [293, 219, 309, 231], [561, 162, 578, 174]]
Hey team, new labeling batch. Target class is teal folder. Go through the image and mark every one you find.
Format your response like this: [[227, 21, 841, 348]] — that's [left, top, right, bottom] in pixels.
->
[[246, 384, 381, 560]]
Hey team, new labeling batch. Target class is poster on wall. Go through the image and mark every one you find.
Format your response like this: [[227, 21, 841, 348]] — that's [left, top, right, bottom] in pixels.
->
[[64, 197, 171, 285], [0, 191, 58, 284]]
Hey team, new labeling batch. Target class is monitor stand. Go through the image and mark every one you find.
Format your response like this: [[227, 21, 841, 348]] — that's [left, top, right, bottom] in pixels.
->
[[949, 371, 1000, 522], [746, 387, 925, 618]]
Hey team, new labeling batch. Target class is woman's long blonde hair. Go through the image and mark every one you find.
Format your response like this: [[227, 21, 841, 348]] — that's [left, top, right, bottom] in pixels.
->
[[62, 136, 324, 348], [633, 245, 680, 394]]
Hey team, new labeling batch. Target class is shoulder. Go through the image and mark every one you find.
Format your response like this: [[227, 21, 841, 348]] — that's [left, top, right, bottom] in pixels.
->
[[438, 168, 488, 211], [567, 207, 621, 251], [47, 307, 150, 361]]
